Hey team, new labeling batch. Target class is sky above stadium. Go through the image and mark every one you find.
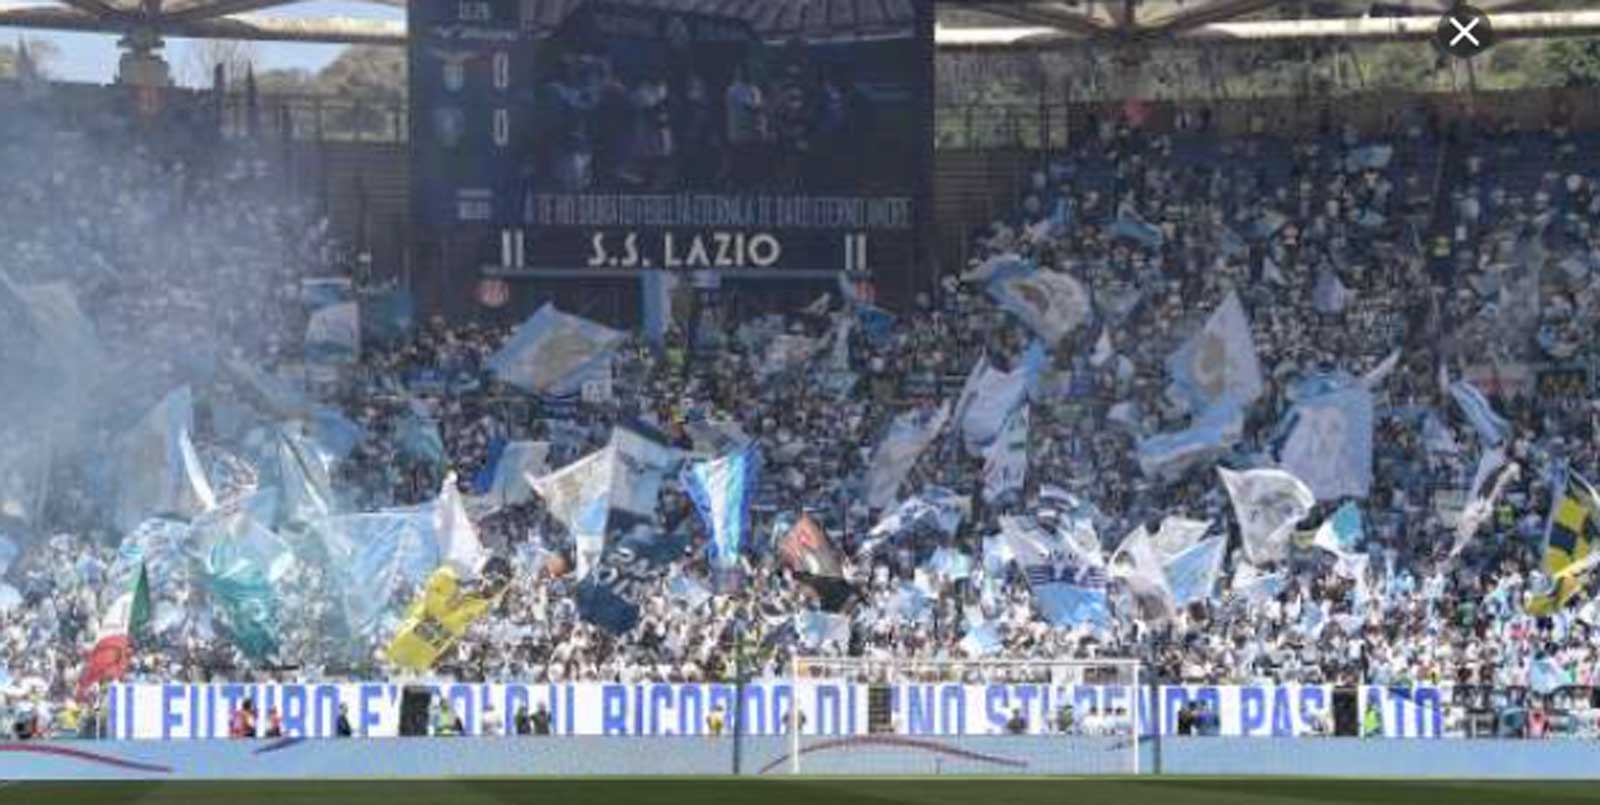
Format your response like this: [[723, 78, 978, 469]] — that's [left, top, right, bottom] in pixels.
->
[[0, 1, 401, 85]]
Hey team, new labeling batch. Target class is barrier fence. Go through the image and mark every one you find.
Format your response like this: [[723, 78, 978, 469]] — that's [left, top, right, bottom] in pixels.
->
[[82, 682, 1597, 741]]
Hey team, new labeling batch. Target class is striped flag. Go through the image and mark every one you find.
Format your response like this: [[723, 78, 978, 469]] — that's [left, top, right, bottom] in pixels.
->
[[1528, 471, 1600, 615], [77, 561, 150, 699], [682, 445, 762, 585]]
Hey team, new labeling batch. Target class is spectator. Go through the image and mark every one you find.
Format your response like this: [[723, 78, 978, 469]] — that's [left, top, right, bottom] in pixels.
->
[[1005, 708, 1027, 735], [336, 704, 354, 738]]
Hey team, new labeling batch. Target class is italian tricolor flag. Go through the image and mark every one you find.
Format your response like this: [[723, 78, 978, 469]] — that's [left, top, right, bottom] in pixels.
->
[[77, 562, 150, 699]]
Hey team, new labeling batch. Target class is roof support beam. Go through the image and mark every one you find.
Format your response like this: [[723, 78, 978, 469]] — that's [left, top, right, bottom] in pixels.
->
[[51, 0, 127, 21], [1132, 0, 1283, 38], [967, 3, 1116, 38], [940, 10, 1600, 47], [162, 0, 306, 24]]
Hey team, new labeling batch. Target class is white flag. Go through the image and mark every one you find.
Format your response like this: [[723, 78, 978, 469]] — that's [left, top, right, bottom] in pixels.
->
[[1219, 467, 1315, 565], [434, 473, 487, 578], [982, 405, 1029, 503], [1150, 516, 1212, 559], [864, 402, 951, 510], [954, 356, 1029, 455], [988, 269, 1091, 345], [1450, 449, 1520, 558], [1111, 527, 1177, 623]]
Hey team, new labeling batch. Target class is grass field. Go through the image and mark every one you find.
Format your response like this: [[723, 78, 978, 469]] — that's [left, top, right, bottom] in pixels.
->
[[2, 779, 1597, 805]]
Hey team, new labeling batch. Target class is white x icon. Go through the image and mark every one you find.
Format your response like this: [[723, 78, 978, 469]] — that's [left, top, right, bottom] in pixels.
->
[[1449, 16, 1481, 47]]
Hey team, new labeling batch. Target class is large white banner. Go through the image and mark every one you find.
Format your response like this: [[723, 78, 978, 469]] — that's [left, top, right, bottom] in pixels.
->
[[101, 682, 1448, 740]]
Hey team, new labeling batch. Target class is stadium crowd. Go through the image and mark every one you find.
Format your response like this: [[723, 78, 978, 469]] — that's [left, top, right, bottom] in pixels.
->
[[3, 86, 1600, 738]]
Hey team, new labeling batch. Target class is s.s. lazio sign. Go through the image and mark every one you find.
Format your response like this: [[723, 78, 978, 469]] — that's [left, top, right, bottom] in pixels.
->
[[103, 683, 1446, 740]]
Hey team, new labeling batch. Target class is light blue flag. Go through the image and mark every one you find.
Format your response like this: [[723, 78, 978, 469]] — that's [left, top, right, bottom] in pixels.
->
[[529, 447, 616, 566], [1033, 580, 1111, 629], [114, 387, 217, 532], [667, 572, 712, 610], [681, 445, 761, 583], [1229, 564, 1288, 608], [1137, 397, 1245, 481], [309, 407, 364, 462], [202, 530, 286, 659], [1421, 411, 1461, 455], [360, 287, 415, 347], [1530, 657, 1568, 695], [959, 620, 1003, 656], [640, 270, 677, 348], [488, 303, 625, 396], [1166, 291, 1264, 412], [1314, 502, 1364, 555], [1110, 209, 1164, 249], [1218, 225, 1248, 258], [273, 424, 338, 526], [1250, 210, 1288, 240], [1164, 536, 1227, 607], [224, 358, 314, 419], [607, 425, 685, 517], [861, 487, 967, 555], [1345, 144, 1394, 172], [1278, 383, 1375, 501], [473, 441, 551, 513], [315, 508, 441, 638], [545, 353, 614, 401], [796, 610, 852, 650], [305, 301, 360, 365], [396, 400, 446, 466], [887, 582, 933, 624], [926, 546, 974, 580], [1449, 380, 1509, 446]]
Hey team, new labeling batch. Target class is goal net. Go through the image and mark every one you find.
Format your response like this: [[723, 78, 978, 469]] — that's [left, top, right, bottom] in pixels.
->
[[778, 657, 1144, 777]]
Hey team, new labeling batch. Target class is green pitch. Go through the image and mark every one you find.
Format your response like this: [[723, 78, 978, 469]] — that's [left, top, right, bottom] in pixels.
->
[[2, 779, 1596, 805]]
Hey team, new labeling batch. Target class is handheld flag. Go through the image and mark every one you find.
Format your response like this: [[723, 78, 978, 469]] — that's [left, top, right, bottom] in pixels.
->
[[681, 445, 761, 583], [863, 402, 950, 509], [778, 514, 844, 578], [1313, 502, 1364, 557], [1528, 471, 1600, 615], [1166, 291, 1264, 412], [987, 268, 1091, 345], [1219, 467, 1315, 565], [488, 303, 625, 395], [78, 561, 150, 698], [386, 567, 496, 671], [1278, 382, 1375, 501]]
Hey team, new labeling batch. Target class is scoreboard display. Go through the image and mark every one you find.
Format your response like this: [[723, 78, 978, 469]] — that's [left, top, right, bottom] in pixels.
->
[[410, 0, 529, 226], [410, 0, 932, 279]]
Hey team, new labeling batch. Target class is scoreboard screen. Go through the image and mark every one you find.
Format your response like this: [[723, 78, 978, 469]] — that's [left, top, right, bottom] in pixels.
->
[[410, 0, 932, 278], [410, 0, 529, 227]]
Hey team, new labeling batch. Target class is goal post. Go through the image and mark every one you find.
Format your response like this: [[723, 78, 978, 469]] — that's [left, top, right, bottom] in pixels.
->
[[782, 656, 1146, 777]]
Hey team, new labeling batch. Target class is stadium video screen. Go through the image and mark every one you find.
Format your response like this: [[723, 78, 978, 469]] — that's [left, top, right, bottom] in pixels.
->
[[410, 0, 932, 275]]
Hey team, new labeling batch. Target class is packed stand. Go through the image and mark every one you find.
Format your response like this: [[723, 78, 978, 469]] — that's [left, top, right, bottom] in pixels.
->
[[2, 91, 1600, 742]]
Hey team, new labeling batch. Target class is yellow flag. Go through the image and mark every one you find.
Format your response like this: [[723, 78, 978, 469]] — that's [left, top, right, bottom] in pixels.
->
[[1528, 473, 1599, 616], [386, 567, 493, 671]]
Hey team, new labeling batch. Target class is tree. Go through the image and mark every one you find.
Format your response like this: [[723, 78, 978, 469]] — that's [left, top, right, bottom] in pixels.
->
[[313, 45, 407, 139], [1542, 39, 1600, 87], [0, 38, 60, 80], [314, 45, 406, 102], [180, 38, 259, 88], [255, 67, 317, 95]]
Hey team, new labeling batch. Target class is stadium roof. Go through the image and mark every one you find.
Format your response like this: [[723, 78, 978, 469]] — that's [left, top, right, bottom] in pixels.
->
[[0, 0, 1597, 46]]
